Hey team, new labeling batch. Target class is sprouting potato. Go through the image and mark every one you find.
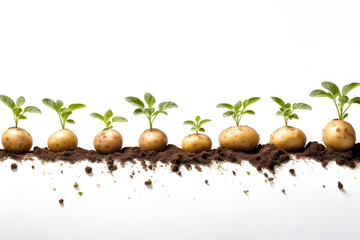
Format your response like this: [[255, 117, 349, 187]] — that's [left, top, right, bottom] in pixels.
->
[[139, 128, 168, 152], [126, 92, 178, 152], [90, 109, 127, 154], [0, 95, 41, 153], [310, 81, 360, 152], [322, 119, 355, 152], [1, 127, 33, 153], [42, 98, 86, 152], [270, 126, 306, 152], [48, 129, 78, 152], [182, 116, 212, 153], [269, 96, 311, 151], [217, 97, 261, 151], [219, 126, 259, 151]]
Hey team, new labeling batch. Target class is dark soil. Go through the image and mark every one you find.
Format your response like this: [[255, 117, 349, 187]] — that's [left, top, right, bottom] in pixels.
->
[[144, 180, 152, 186], [59, 199, 64, 204], [338, 181, 344, 190], [11, 163, 17, 170], [289, 169, 295, 176], [0, 142, 359, 174], [85, 166, 92, 174]]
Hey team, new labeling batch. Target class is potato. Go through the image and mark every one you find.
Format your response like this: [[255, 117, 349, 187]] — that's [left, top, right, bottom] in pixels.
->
[[322, 119, 355, 152], [139, 128, 167, 152], [93, 129, 123, 154], [48, 129, 78, 152], [182, 133, 212, 153], [219, 126, 259, 151], [270, 126, 306, 152], [1, 127, 33, 153]]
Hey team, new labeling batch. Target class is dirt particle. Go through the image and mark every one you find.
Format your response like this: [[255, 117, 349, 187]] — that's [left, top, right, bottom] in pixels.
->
[[11, 163, 17, 170], [177, 171, 182, 176], [145, 180, 152, 186], [59, 199, 64, 204], [264, 173, 268, 178], [85, 166, 92, 174], [31, 165, 35, 170], [232, 170, 236, 176], [205, 179, 209, 184], [338, 181, 343, 190], [289, 169, 296, 176]]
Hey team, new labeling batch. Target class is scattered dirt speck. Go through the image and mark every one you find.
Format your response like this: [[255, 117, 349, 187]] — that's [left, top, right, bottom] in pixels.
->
[[85, 166, 92, 174], [11, 163, 17, 170], [338, 181, 344, 190]]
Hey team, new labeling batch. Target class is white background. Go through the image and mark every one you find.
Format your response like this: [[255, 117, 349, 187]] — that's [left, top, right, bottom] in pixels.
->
[[0, 1, 360, 239]]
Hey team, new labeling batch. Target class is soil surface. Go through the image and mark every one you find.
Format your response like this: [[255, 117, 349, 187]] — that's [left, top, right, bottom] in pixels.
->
[[0, 142, 359, 173]]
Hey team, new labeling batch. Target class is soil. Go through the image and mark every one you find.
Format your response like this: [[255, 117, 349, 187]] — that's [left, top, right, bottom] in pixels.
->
[[11, 163, 17, 170], [59, 199, 64, 204], [144, 180, 152, 186], [205, 179, 209, 184], [85, 166, 92, 174], [289, 169, 295, 176], [0, 141, 359, 174], [338, 181, 344, 190]]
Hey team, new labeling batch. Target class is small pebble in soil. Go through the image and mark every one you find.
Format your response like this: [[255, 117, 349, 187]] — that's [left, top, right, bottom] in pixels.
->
[[177, 171, 182, 176], [31, 165, 35, 170], [264, 173, 268, 178], [338, 181, 344, 190], [59, 199, 64, 204], [85, 166, 92, 174], [205, 179, 209, 185], [281, 189, 286, 194], [11, 163, 17, 170], [289, 169, 296, 176], [144, 180, 152, 186], [232, 170, 236, 176]]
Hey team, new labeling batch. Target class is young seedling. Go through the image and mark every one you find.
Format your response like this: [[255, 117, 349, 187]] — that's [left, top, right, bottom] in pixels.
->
[[216, 97, 260, 151], [0, 95, 41, 153], [125, 92, 178, 152], [310, 81, 360, 151], [90, 109, 128, 154], [42, 98, 86, 152], [182, 116, 212, 153], [269, 97, 311, 152]]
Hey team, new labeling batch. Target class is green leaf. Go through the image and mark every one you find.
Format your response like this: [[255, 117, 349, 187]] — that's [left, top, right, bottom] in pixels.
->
[[243, 97, 260, 108], [284, 103, 291, 109], [216, 103, 233, 110], [223, 111, 234, 117], [190, 127, 196, 132], [104, 109, 113, 122], [0, 95, 15, 109], [342, 82, 360, 96], [125, 96, 145, 109], [55, 100, 64, 111], [144, 92, 156, 108], [292, 103, 312, 110], [195, 116, 201, 122], [16, 96, 25, 107], [338, 96, 349, 105], [106, 121, 111, 127], [321, 81, 340, 97], [153, 110, 168, 116], [12, 107, 21, 116], [108, 125, 113, 129], [18, 114, 27, 120], [42, 98, 56, 110], [149, 107, 155, 115], [244, 110, 255, 115], [134, 108, 144, 115], [183, 120, 196, 127], [199, 128, 205, 132], [234, 101, 242, 113], [309, 89, 332, 98], [343, 113, 348, 119], [276, 111, 284, 116], [349, 97, 360, 104], [23, 106, 42, 114], [89, 113, 104, 121], [289, 113, 299, 120], [61, 111, 72, 121], [68, 103, 86, 111], [199, 119, 211, 126], [158, 101, 178, 111], [66, 119, 75, 124], [112, 116, 128, 123], [270, 97, 285, 107]]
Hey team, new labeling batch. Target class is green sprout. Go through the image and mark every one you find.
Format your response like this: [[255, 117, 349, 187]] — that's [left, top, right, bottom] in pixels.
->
[[271, 97, 312, 126], [243, 190, 249, 194], [217, 97, 261, 126], [125, 92, 178, 129], [246, 171, 251, 175], [0, 95, 41, 128], [42, 98, 86, 129], [217, 163, 227, 171], [183, 116, 211, 134], [78, 191, 83, 196], [310, 81, 360, 120], [90, 109, 128, 130]]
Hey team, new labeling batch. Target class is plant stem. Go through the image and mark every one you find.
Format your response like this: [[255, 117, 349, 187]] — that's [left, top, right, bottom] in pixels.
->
[[333, 99, 341, 120]]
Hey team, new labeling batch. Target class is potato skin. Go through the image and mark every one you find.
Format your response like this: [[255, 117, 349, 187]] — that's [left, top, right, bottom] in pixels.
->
[[182, 133, 212, 153], [1, 127, 33, 153], [270, 126, 306, 152], [93, 129, 123, 154], [48, 129, 78, 152], [219, 126, 259, 151], [139, 128, 167, 152], [322, 119, 355, 152]]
